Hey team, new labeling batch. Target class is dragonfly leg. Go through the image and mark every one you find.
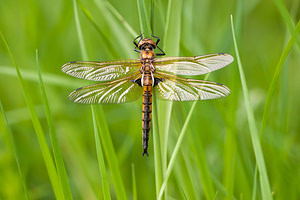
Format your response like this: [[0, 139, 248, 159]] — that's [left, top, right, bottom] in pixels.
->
[[151, 35, 165, 56], [134, 48, 141, 53], [156, 46, 166, 56], [151, 34, 160, 45], [133, 33, 144, 53], [133, 33, 143, 47]]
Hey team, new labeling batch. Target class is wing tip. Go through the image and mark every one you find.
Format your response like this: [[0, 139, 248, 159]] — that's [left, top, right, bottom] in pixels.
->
[[218, 53, 234, 64], [61, 62, 74, 73], [68, 89, 88, 104], [195, 53, 234, 65], [223, 87, 231, 97], [216, 82, 231, 96], [68, 90, 79, 103], [61, 61, 86, 73]]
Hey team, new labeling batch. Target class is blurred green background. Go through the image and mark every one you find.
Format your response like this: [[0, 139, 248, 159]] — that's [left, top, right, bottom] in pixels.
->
[[1, 0, 300, 199]]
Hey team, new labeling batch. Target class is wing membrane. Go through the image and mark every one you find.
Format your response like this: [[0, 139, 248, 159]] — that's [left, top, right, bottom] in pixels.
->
[[62, 59, 140, 82], [69, 73, 142, 104], [154, 72, 230, 101], [154, 53, 233, 76]]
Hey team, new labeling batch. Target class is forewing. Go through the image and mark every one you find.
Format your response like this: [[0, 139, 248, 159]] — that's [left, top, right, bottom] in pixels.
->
[[154, 72, 230, 101], [69, 74, 143, 104], [154, 53, 233, 76], [62, 59, 140, 82]]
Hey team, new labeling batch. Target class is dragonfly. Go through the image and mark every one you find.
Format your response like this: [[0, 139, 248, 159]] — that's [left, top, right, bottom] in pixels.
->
[[62, 34, 234, 156]]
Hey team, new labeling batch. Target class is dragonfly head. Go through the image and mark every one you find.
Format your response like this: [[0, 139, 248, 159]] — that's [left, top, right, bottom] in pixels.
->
[[138, 38, 157, 51]]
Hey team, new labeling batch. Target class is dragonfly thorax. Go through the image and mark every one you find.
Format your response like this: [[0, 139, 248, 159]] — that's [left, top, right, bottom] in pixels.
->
[[140, 50, 155, 60]]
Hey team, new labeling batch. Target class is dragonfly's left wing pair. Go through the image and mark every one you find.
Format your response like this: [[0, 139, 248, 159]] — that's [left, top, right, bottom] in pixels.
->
[[62, 59, 142, 104], [62, 53, 233, 104]]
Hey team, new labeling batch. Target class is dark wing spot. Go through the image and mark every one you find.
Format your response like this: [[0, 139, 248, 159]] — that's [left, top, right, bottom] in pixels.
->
[[75, 87, 83, 91], [215, 82, 224, 86]]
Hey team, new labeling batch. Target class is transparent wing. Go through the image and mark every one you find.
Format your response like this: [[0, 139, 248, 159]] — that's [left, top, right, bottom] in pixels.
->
[[68, 73, 143, 104], [154, 53, 233, 76], [62, 59, 140, 82], [154, 72, 230, 101]]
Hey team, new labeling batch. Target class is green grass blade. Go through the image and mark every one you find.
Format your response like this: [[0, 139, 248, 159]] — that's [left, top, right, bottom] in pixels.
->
[[152, 93, 163, 198], [94, 106, 127, 199], [35, 49, 73, 200], [223, 3, 243, 199], [104, 0, 137, 37], [252, 166, 258, 200], [187, 75, 215, 200], [0, 99, 29, 200], [274, 0, 300, 49], [131, 164, 137, 200], [230, 15, 273, 200], [136, 1, 162, 198], [162, 0, 182, 52], [192, 134, 215, 200], [73, 0, 127, 198], [149, 0, 154, 32], [73, 0, 88, 60], [92, 0, 132, 58], [161, 74, 215, 200], [161, 0, 182, 157], [158, 102, 196, 200], [91, 106, 111, 200], [77, 0, 120, 58], [137, 0, 152, 37], [175, 95, 216, 199], [153, 0, 166, 29], [0, 65, 85, 87], [158, 0, 182, 198], [0, 33, 64, 199], [260, 20, 300, 137]]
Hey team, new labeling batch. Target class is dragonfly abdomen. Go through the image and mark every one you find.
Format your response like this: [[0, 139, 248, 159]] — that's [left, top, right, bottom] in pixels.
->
[[142, 73, 153, 156]]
